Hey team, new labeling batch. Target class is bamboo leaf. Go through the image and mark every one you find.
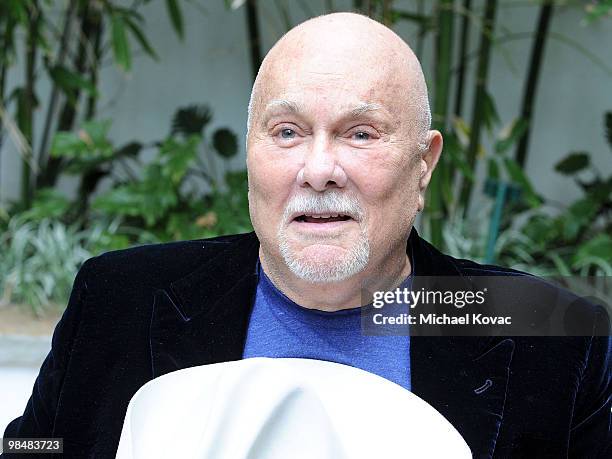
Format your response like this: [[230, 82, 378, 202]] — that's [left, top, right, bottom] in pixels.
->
[[166, 0, 184, 40], [487, 157, 500, 181], [503, 157, 529, 188], [452, 117, 471, 147], [482, 90, 500, 133], [444, 132, 474, 181], [124, 16, 159, 61], [495, 118, 528, 155], [111, 14, 131, 72], [503, 157, 542, 207], [48, 65, 98, 96]]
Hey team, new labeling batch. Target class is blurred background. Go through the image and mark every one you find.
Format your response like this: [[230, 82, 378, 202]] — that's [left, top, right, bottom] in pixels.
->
[[0, 0, 611, 429]]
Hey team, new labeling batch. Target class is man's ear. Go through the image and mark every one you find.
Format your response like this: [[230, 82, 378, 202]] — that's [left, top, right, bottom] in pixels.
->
[[418, 130, 443, 211]]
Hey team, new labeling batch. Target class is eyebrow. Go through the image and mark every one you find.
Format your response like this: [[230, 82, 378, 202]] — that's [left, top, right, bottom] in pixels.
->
[[264, 99, 302, 114], [348, 102, 383, 118]]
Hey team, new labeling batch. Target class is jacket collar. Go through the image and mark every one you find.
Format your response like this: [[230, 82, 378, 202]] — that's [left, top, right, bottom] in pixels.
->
[[149, 228, 514, 458]]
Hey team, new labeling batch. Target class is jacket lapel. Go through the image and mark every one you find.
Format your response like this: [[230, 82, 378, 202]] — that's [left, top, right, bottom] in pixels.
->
[[149, 229, 514, 458], [409, 229, 515, 458], [150, 232, 260, 378]]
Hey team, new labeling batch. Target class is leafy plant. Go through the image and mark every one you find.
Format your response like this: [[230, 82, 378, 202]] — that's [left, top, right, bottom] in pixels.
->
[[44, 103, 251, 242], [0, 216, 126, 315], [443, 109, 612, 278], [496, 110, 612, 276], [0, 0, 189, 209], [584, 0, 612, 23]]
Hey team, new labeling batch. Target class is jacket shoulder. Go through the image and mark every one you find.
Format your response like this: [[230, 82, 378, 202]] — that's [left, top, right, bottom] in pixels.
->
[[452, 256, 533, 277], [81, 231, 257, 289]]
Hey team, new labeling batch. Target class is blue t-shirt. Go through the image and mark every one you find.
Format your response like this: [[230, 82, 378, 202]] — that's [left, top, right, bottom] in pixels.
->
[[242, 262, 412, 390]]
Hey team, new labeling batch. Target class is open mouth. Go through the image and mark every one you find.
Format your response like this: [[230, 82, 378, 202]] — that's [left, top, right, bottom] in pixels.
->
[[293, 213, 354, 224]]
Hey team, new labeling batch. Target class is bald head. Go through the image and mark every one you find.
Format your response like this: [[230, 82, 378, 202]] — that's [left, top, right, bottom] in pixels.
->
[[247, 12, 431, 151]]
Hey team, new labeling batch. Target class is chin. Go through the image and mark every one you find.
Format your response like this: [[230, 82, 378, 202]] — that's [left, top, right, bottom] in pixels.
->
[[279, 239, 370, 283]]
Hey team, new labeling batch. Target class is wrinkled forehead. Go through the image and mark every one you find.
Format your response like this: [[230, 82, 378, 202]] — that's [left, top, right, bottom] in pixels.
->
[[273, 40, 404, 95]]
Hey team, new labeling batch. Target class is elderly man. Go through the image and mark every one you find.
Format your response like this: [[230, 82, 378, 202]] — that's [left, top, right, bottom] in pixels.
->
[[3, 12, 610, 459]]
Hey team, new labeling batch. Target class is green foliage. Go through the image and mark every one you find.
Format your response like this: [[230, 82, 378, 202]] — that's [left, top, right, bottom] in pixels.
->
[[165, 0, 184, 40], [430, 109, 543, 223], [555, 152, 590, 175], [0, 216, 123, 315], [205, 170, 252, 234], [111, 12, 131, 72], [584, 0, 612, 23], [122, 13, 158, 61], [502, 157, 542, 208], [44, 104, 251, 243], [51, 119, 114, 159], [213, 128, 239, 158], [104, 1, 187, 72], [444, 109, 612, 277], [0, 0, 190, 213], [19, 188, 72, 222], [494, 119, 529, 155], [494, 111, 612, 276], [443, 131, 475, 182], [445, 205, 612, 278], [0, 2, 240, 312], [48, 65, 98, 99], [172, 104, 212, 136], [93, 135, 200, 227]]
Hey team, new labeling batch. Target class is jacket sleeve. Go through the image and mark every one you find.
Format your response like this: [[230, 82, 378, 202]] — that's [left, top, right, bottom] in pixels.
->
[[568, 306, 612, 457], [1, 258, 95, 447]]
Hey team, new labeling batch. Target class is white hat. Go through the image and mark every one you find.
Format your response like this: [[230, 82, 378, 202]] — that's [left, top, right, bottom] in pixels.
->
[[116, 357, 470, 459]]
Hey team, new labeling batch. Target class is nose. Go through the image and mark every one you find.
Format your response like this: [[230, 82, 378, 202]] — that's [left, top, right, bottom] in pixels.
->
[[298, 135, 347, 191]]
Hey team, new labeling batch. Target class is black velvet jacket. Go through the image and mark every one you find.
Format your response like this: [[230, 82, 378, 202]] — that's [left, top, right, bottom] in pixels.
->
[[2, 229, 610, 458]]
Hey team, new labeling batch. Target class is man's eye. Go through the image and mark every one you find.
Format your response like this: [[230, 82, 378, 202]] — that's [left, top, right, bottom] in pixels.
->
[[353, 131, 371, 141], [280, 128, 296, 139]]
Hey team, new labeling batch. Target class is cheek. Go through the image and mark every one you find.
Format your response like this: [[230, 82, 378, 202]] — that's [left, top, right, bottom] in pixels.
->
[[343, 151, 420, 236], [247, 146, 300, 220], [346, 150, 415, 202]]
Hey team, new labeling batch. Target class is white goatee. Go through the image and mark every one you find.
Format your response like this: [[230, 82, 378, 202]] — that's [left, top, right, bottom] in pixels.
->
[[278, 190, 370, 283]]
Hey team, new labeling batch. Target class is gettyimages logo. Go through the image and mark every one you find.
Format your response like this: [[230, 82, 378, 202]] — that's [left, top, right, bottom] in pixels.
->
[[372, 287, 487, 309], [361, 276, 611, 337]]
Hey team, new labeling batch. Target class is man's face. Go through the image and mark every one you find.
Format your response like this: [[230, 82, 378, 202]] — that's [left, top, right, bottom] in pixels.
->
[[247, 31, 427, 283]]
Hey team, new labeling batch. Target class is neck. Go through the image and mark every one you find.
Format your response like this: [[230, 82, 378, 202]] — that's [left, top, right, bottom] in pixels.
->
[[259, 245, 411, 312]]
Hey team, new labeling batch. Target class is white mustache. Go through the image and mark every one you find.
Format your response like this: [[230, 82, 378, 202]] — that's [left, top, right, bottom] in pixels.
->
[[283, 191, 365, 223]]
